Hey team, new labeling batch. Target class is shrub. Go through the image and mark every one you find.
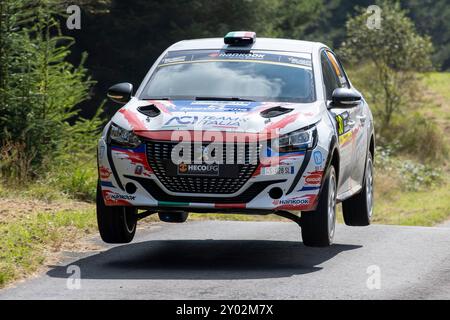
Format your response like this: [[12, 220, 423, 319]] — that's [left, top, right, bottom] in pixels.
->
[[0, 0, 102, 185], [374, 146, 444, 192], [381, 112, 448, 162], [399, 160, 443, 191]]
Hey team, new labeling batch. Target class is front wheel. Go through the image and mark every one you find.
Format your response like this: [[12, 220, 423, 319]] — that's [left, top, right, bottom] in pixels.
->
[[96, 182, 137, 243], [301, 165, 337, 247], [342, 152, 374, 226]]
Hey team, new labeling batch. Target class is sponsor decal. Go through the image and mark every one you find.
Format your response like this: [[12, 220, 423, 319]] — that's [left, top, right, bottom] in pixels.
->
[[102, 190, 134, 206], [158, 50, 313, 69], [276, 198, 310, 206], [273, 194, 317, 210], [177, 101, 255, 113], [313, 151, 323, 165], [178, 162, 219, 176], [164, 115, 198, 126], [135, 165, 144, 175], [178, 162, 188, 173], [162, 56, 186, 64], [203, 115, 241, 127], [304, 171, 323, 185], [99, 166, 112, 180], [164, 115, 241, 128], [261, 166, 294, 176], [110, 194, 136, 201], [218, 52, 265, 60], [339, 130, 353, 146], [287, 57, 312, 67]]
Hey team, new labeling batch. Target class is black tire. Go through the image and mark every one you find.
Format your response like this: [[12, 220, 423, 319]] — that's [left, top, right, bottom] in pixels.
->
[[342, 152, 374, 226], [96, 182, 137, 243], [301, 165, 337, 247], [158, 211, 189, 223]]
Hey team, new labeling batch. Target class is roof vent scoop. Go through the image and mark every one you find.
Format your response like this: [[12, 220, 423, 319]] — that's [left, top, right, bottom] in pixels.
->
[[260, 106, 294, 118], [138, 104, 161, 117]]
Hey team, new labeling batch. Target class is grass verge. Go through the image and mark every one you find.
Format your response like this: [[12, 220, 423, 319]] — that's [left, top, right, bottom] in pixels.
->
[[372, 183, 450, 226], [0, 207, 96, 288]]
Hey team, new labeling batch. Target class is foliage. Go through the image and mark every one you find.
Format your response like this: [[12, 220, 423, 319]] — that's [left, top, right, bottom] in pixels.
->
[[0, 0, 102, 185], [340, 1, 433, 129], [402, 0, 450, 70], [375, 146, 443, 192]]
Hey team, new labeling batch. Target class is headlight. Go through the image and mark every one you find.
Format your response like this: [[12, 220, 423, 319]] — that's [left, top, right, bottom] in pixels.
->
[[272, 126, 317, 153], [109, 123, 141, 148]]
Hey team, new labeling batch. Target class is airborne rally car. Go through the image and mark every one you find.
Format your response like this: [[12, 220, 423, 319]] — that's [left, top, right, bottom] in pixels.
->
[[97, 32, 375, 247]]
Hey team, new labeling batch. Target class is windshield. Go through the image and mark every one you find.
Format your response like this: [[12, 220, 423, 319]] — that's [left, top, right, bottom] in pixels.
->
[[141, 50, 315, 103]]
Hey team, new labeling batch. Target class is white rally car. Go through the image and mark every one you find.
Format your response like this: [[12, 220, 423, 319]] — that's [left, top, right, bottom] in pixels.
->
[[97, 32, 375, 247]]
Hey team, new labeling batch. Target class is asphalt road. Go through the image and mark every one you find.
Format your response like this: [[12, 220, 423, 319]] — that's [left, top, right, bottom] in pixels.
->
[[1, 220, 450, 300]]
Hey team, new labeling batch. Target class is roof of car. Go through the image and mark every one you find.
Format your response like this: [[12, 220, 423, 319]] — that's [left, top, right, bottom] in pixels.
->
[[167, 37, 327, 54]]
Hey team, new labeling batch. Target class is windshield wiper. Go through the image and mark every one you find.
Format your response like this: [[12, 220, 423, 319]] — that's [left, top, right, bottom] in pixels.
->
[[195, 96, 255, 102]]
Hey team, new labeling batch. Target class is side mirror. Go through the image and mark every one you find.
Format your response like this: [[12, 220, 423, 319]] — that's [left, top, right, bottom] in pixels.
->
[[329, 88, 362, 108], [107, 83, 133, 104]]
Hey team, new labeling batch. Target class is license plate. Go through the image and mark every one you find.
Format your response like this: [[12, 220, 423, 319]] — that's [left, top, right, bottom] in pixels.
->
[[261, 166, 294, 176]]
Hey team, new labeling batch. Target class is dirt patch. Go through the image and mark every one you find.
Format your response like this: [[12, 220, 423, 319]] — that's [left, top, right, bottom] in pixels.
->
[[0, 198, 93, 224]]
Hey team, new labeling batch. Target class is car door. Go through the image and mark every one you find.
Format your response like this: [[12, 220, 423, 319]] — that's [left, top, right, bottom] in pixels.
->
[[328, 51, 368, 189], [320, 50, 358, 194]]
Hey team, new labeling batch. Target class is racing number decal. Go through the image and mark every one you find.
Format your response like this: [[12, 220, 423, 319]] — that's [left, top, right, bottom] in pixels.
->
[[335, 111, 353, 145], [336, 114, 345, 135], [335, 111, 350, 135]]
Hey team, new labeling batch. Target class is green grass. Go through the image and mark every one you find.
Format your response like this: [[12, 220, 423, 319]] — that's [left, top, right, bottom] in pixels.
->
[[372, 183, 450, 226], [0, 208, 96, 288], [423, 72, 450, 101]]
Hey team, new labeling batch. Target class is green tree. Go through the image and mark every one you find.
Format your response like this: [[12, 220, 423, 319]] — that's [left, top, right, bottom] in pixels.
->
[[0, 0, 101, 183], [340, 1, 433, 128], [402, 0, 450, 70]]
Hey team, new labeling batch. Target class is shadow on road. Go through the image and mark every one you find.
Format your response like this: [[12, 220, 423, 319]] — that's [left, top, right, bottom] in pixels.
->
[[46, 240, 361, 280]]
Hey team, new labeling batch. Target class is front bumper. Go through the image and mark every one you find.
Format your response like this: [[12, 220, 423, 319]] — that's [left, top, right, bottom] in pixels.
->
[[98, 137, 327, 213]]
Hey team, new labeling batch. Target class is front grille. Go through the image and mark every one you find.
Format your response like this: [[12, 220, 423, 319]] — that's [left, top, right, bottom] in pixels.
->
[[146, 140, 260, 194]]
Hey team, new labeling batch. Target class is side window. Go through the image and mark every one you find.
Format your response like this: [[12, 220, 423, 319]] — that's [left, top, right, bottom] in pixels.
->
[[321, 51, 340, 100], [326, 51, 350, 88]]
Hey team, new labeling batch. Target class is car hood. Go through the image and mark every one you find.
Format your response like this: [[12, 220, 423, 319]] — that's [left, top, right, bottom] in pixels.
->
[[112, 99, 323, 138]]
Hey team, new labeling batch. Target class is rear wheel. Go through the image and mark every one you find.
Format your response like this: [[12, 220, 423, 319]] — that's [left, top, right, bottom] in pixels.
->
[[96, 182, 137, 243], [342, 152, 374, 226], [301, 165, 337, 247], [158, 211, 189, 223]]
